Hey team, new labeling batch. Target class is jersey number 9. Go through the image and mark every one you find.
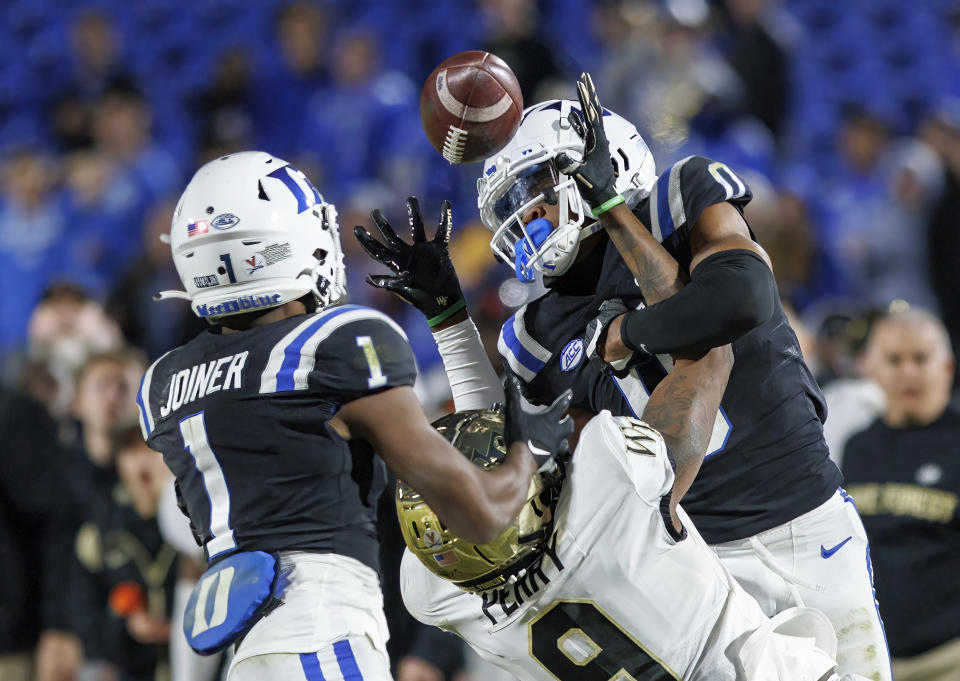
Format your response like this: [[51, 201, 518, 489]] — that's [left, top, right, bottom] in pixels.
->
[[529, 599, 678, 680]]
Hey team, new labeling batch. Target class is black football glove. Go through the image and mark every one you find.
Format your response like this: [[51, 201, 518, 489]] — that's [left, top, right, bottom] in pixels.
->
[[354, 197, 466, 328], [503, 376, 575, 473], [555, 72, 621, 211], [584, 298, 634, 370]]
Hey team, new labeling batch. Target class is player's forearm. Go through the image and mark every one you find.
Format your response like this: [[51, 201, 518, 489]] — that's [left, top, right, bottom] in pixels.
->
[[641, 345, 733, 496], [432, 317, 505, 411], [617, 249, 777, 356], [432, 443, 534, 544], [599, 203, 687, 304]]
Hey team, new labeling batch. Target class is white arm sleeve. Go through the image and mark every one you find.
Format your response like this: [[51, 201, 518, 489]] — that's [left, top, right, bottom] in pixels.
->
[[432, 318, 504, 411]]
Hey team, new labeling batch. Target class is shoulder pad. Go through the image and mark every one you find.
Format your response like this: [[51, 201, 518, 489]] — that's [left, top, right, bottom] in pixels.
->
[[497, 304, 552, 383], [647, 155, 752, 243], [259, 305, 408, 394]]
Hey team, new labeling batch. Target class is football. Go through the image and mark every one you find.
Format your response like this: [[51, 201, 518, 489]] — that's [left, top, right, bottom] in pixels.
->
[[420, 51, 524, 164]]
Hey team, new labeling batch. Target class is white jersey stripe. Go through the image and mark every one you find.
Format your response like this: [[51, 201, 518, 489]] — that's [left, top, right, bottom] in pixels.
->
[[513, 306, 551, 363], [668, 156, 693, 232], [259, 315, 322, 394], [137, 350, 173, 439]]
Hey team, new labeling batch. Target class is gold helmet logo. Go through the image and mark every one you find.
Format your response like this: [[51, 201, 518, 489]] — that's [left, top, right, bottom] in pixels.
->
[[397, 409, 562, 593]]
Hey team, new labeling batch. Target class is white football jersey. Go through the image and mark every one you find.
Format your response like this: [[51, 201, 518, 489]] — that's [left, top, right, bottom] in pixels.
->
[[401, 411, 836, 681]]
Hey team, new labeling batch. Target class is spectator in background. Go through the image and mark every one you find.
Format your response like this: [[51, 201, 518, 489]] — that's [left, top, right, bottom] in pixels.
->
[[805, 106, 942, 309], [299, 29, 420, 201], [49, 11, 132, 153], [0, 385, 80, 681], [91, 85, 180, 207], [480, 0, 563, 104], [71, 421, 177, 681], [721, 0, 791, 140], [921, 108, 960, 386], [107, 199, 204, 361], [842, 309, 960, 680], [189, 49, 255, 163], [251, 2, 330, 159], [0, 151, 66, 358], [20, 285, 124, 418]]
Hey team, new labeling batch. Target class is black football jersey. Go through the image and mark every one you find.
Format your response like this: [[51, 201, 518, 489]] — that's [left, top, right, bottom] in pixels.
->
[[137, 304, 417, 569], [499, 156, 841, 543]]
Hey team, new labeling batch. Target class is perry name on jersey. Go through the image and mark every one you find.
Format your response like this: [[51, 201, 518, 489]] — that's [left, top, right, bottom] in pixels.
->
[[497, 156, 841, 544], [137, 304, 417, 565]]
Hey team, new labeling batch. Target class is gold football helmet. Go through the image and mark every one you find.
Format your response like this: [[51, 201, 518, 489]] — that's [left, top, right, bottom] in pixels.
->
[[396, 409, 562, 593]]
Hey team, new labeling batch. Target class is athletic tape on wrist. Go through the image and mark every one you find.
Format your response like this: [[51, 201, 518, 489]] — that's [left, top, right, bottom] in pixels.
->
[[427, 298, 467, 328], [593, 194, 625, 216]]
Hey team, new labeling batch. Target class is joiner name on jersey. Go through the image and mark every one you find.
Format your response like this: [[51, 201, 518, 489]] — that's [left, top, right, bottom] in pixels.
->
[[159, 351, 248, 417]]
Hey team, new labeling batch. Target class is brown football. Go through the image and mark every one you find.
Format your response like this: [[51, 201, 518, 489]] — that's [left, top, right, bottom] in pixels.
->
[[420, 51, 524, 164]]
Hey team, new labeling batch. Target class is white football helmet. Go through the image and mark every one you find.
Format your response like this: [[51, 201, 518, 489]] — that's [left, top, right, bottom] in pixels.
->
[[157, 152, 346, 319], [478, 100, 656, 279]]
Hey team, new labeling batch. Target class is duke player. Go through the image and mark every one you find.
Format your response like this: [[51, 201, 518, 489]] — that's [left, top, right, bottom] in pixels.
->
[[355, 74, 890, 680], [137, 152, 572, 681]]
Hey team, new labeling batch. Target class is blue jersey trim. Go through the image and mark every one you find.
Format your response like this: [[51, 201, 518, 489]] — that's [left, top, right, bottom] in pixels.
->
[[299, 652, 327, 680], [501, 316, 547, 376], [334, 640, 364, 680], [656, 163, 676, 240], [136, 371, 150, 436], [275, 305, 363, 392]]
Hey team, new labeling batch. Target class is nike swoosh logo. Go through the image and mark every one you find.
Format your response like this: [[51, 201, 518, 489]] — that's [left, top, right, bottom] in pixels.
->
[[821, 536, 853, 558]]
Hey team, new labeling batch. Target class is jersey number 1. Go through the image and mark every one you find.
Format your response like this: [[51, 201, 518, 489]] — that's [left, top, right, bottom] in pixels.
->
[[357, 336, 387, 389], [179, 412, 236, 557]]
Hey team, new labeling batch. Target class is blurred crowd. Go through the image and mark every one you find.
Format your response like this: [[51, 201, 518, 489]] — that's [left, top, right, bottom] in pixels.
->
[[2, 0, 960, 680]]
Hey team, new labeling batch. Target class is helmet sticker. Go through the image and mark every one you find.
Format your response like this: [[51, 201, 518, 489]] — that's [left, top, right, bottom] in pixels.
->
[[433, 551, 459, 566], [211, 213, 241, 230], [560, 339, 584, 372], [244, 242, 293, 275], [423, 528, 443, 548], [197, 293, 282, 317], [244, 254, 265, 275], [193, 274, 220, 289], [187, 220, 209, 237]]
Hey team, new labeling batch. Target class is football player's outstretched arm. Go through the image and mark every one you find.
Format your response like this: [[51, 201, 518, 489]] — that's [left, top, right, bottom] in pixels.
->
[[354, 198, 504, 411], [641, 344, 734, 519], [334, 383, 572, 545], [559, 73, 778, 359]]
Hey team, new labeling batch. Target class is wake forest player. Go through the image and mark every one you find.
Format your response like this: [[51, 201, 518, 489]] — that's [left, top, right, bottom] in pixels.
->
[[136, 152, 573, 681], [355, 76, 890, 680], [399, 348, 861, 680]]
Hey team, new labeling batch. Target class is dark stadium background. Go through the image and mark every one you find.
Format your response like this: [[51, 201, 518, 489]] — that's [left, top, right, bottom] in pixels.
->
[[1, 0, 958, 679]]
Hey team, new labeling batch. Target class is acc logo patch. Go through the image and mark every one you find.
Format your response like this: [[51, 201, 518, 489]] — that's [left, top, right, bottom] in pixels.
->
[[560, 338, 584, 372], [211, 213, 241, 230]]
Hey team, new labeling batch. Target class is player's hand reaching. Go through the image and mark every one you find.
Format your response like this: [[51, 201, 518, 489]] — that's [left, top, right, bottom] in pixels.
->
[[584, 298, 638, 371], [555, 72, 621, 214], [503, 376, 575, 473], [354, 197, 466, 328]]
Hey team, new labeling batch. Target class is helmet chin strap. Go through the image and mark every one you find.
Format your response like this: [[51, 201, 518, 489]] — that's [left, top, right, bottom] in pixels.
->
[[154, 289, 192, 301]]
